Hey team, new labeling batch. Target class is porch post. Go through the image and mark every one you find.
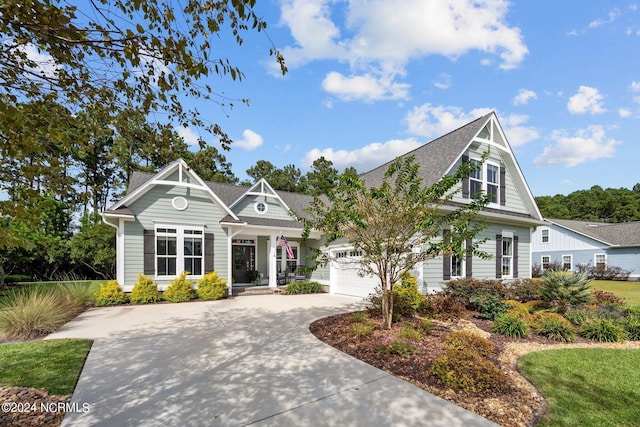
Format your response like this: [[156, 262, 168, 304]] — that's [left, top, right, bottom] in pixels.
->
[[268, 233, 279, 287]]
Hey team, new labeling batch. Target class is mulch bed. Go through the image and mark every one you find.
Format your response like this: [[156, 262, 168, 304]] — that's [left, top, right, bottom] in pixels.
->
[[309, 310, 581, 427], [0, 386, 69, 427]]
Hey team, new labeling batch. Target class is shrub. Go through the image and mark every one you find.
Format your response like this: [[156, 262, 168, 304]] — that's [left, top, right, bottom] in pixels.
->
[[591, 289, 626, 309], [417, 318, 434, 333], [130, 274, 162, 304], [506, 278, 543, 302], [445, 330, 494, 357], [393, 271, 425, 315], [623, 317, 640, 341], [162, 272, 196, 303], [399, 324, 424, 342], [93, 280, 128, 307], [283, 281, 324, 295], [443, 278, 508, 306], [378, 335, 420, 357], [491, 312, 530, 338], [431, 348, 507, 393], [532, 313, 576, 342], [196, 271, 228, 300], [503, 300, 532, 319], [350, 312, 367, 324], [58, 281, 94, 314], [352, 322, 374, 337], [576, 263, 631, 281], [419, 292, 466, 319], [0, 288, 71, 340], [564, 307, 593, 326], [539, 270, 591, 313], [469, 293, 508, 320], [580, 319, 626, 343]]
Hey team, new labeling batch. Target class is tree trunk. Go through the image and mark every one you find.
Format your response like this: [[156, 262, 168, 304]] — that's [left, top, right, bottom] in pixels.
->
[[381, 287, 394, 329]]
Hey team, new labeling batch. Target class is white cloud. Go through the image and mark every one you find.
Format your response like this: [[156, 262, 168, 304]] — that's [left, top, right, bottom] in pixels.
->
[[588, 9, 619, 29], [500, 114, 540, 147], [630, 81, 640, 103], [433, 73, 451, 90], [514, 89, 537, 106], [321, 70, 410, 102], [404, 104, 493, 137], [303, 138, 422, 173], [619, 108, 632, 118], [176, 126, 201, 146], [534, 126, 621, 167], [278, 0, 527, 100], [235, 129, 264, 150], [567, 86, 606, 114], [4, 41, 60, 79]]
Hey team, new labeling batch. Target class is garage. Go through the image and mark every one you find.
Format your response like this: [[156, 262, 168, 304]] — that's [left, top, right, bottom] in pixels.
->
[[331, 250, 379, 298]]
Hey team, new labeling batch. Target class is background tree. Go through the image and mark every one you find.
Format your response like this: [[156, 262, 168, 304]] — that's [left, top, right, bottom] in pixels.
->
[[303, 155, 491, 329], [246, 160, 308, 192], [184, 146, 238, 184], [306, 156, 339, 196], [535, 184, 640, 222], [1, 0, 286, 239]]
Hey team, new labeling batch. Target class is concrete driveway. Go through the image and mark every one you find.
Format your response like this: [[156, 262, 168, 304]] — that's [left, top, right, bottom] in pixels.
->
[[47, 294, 497, 426]]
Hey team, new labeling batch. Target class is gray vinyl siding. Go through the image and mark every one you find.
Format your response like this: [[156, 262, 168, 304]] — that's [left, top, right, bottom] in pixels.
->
[[421, 223, 532, 292], [233, 195, 294, 221], [123, 184, 230, 290], [449, 143, 530, 215], [532, 247, 640, 278]]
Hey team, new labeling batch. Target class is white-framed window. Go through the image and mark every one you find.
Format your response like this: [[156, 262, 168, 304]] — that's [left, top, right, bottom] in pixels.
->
[[541, 228, 549, 243], [562, 254, 572, 271], [276, 243, 299, 273], [469, 158, 500, 205], [502, 235, 513, 278], [155, 225, 204, 278], [595, 253, 607, 269], [254, 201, 268, 214], [541, 255, 550, 271]]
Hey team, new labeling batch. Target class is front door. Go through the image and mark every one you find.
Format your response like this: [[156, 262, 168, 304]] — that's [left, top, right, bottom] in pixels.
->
[[233, 245, 255, 283]]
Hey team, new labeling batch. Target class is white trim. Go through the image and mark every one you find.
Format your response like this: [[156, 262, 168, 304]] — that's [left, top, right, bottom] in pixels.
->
[[562, 254, 573, 271], [154, 224, 205, 280], [254, 201, 268, 214], [172, 196, 189, 211], [229, 178, 293, 213], [594, 253, 607, 268]]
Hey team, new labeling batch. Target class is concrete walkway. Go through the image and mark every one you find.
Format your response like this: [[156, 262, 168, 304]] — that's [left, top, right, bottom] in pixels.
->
[[47, 294, 498, 426]]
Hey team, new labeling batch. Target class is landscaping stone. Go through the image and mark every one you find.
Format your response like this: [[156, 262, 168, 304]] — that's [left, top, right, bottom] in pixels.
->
[[0, 386, 69, 426]]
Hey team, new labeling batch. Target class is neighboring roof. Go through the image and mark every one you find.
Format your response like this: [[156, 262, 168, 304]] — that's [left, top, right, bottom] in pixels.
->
[[360, 112, 492, 188], [547, 218, 640, 247]]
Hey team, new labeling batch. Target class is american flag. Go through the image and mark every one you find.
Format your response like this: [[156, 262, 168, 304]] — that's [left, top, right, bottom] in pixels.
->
[[277, 235, 295, 259]]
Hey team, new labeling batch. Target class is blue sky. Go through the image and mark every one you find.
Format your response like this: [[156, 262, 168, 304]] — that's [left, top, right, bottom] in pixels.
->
[[178, 0, 640, 197]]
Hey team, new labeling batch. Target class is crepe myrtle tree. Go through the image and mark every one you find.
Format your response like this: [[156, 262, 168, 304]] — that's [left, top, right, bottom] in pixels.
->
[[302, 155, 492, 329]]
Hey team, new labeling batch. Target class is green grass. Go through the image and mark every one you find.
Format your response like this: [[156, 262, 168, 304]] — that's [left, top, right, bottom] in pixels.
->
[[0, 339, 92, 395], [518, 348, 640, 427], [589, 280, 640, 308]]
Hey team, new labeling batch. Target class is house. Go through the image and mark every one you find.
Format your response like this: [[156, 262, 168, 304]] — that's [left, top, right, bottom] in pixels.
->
[[531, 218, 640, 279], [102, 112, 544, 297]]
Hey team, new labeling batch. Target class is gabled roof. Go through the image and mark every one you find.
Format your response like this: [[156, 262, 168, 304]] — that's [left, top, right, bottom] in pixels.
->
[[360, 113, 491, 188], [547, 218, 640, 247], [360, 111, 543, 224]]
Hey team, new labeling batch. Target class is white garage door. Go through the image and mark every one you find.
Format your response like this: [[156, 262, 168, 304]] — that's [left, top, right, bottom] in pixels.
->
[[332, 260, 379, 298]]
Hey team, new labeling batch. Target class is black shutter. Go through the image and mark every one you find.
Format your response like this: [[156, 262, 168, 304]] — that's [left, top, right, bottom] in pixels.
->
[[465, 238, 473, 278], [513, 235, 519, 278], [443, 229, 451, 280], [461, 155, 470, 199], [204, 233, 214, 273], [495, 234, 502, 279], [143, 229, 155, 275], [500, 165, 506, 206]]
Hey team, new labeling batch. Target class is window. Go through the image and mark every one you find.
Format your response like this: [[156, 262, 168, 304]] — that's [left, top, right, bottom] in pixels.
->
[[486, 164, 499, 204], [562, 255, 572, 271], [541, 255, 550, 271], [276, 243, 299, 272], [156, 226, 204, 277], [541, 229, 549, 243], [502, 236, 513, 277], [468, 158, 500, 204], [595, 253, 607, 269], [254, 201, 268, 214]]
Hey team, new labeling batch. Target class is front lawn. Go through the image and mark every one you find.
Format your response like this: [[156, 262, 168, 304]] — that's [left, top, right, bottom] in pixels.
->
[[589, 280, 640, 308], [0, 339, 92, 395], [518, 348, 640, 426]]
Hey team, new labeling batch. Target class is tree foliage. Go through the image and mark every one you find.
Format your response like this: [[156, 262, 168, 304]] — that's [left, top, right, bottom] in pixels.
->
[[303, 155, 491, 329], [535, 185, 640, 222]]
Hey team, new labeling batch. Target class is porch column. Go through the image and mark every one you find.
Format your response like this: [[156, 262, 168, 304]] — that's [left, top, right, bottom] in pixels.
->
[[268, 233, 279, 287]]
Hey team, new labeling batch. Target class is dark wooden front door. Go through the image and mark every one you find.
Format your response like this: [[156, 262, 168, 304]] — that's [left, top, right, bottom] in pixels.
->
[[233, 245, 255, 283]]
